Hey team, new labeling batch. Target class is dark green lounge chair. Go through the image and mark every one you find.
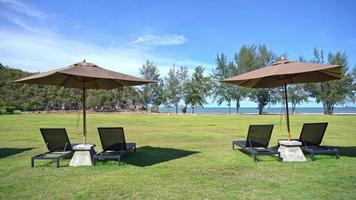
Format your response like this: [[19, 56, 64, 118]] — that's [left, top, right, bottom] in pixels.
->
[[31, 128, 74, 168], [298, 122, 339, 160], [232, 125, 281, 162], [93, 127, 136, 165]]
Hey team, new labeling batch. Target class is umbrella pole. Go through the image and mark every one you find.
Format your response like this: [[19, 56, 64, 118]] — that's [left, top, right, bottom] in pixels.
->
[[284, 84, 291, 141], [82, 86, 87, 145]]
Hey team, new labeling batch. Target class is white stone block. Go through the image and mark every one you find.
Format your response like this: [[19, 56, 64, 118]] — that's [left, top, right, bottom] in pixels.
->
[[278, 140, 306, 162], [69, 144, 96, 167], [73, 144, 94, 151], [279, 140, 302, 146]]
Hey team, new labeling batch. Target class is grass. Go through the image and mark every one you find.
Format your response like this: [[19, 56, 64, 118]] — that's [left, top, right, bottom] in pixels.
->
[[0, 113, 356, 199]]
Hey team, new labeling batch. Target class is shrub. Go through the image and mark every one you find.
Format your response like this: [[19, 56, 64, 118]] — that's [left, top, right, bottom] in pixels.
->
[[0, 106, 17, 114]]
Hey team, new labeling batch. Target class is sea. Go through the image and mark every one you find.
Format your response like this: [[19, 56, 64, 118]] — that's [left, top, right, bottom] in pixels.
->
[[158, 107, 356, 115]]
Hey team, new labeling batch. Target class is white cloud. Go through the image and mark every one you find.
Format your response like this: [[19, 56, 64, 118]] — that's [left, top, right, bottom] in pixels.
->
[[131, 34, 187, 46], [0, 12, 44, 33], [0, 1, 212, 77], [0, 28, 212, 77], [0, 0, 45, 19]]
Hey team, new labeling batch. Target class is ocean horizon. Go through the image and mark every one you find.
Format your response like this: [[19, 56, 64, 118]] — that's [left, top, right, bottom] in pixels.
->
[[158, 107, 356, 114]]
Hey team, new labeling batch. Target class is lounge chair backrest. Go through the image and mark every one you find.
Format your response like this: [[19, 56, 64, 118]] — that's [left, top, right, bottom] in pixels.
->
[[299, 122, 328, 146], [40, 128, 72, 152], [245, 125, 274, 148], [98, 127, 127, 151]]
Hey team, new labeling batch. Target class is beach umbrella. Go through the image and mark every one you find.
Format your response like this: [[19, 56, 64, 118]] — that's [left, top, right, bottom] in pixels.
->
[[13, 60, 153, 144], [223, 59, 342, 140]]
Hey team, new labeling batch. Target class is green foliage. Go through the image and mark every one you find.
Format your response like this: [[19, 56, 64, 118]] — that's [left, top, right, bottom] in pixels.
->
[[234, 44, 257, 73], [87, 89, 122, 110], [306, 49, 354, 114], [150, 79, 166, 112], [1, 48, 355, 115], [288, 85, 309, 114], [0, 63, 36, 111], [0, 105, 17, 114], [0, 63, 85, 111], [184, 66, 212, 113], [212, 54, 243, 114], [273, 85, 309, 114], [212, 54, 232, 112], [351, 67, 356, 104], [249, 45, 278, 114], [139, 60, 166, 112], [233, 44, 278, 114], [164, 66, 189, 113], [214, 44, 282, 115], [228, 61, 245, 113], [0, 63, 141, 112]]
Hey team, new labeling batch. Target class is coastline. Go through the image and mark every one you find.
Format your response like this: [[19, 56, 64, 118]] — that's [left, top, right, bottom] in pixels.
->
[[20, 109, 356, 115]]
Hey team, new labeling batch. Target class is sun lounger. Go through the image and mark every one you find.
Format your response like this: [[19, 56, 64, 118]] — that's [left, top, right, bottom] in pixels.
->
[[232, 125, 281, 161], [93, 127, 136, 165], [31, 128, 74, 168], [297, 122, 339, 160]]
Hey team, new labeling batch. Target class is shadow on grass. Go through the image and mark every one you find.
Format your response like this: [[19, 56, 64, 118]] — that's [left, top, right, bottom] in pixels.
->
[[123, 146, 200, 167], [331, 146, 356, 157], [0, 148, 33, 159]]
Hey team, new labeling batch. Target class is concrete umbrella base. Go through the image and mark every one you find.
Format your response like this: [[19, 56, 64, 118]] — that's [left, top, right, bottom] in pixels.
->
[[69, 144, 96, 166], [278, 140, 306, 162]]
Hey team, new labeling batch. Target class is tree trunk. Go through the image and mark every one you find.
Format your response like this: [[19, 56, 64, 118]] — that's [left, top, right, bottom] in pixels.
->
[[323, 102, 334, 115], [192, 105, 195, 114], [235, 101, 240, 114], [258, 103, 264, 115], [182, 105, 187, 113], [153, 105, 160, 113], [292, 102, 297, 114], [228, 101, 231, 115], [175, 103, 179, 114]]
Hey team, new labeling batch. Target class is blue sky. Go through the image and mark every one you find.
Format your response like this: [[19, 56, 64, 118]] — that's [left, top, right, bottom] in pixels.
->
[[0, 0, 355, 107]]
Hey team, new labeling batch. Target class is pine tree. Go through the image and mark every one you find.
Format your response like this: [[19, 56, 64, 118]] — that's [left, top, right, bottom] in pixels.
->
[[164, 66, 189, 113], [184, 66, 211, 114], [307, 49, 354, 114]]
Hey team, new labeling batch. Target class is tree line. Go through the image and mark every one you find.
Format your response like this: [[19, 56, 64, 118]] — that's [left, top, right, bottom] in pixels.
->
[[0, 44, 355, 115], [212, 45, 355, 115]]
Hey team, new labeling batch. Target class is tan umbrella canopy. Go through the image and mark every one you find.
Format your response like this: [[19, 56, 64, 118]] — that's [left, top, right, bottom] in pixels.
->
[[14, 60, 153, 144], [223, 59, 342, 140]]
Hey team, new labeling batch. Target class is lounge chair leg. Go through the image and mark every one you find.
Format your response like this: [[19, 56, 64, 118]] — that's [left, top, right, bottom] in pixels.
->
[[93, 157, 96, 166], [253, 154, 257, 162], [56, 159, 60, 168], [336, 152, 340, 159], [277, 153, 282, 161], [31, 158, 34, 168], [118, 155, 121, 165], [311, 153, 316, 161], [232, 142, 235, 150]]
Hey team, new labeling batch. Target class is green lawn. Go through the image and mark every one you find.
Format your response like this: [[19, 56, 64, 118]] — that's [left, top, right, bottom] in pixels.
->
[[0, 113, 356, 200]]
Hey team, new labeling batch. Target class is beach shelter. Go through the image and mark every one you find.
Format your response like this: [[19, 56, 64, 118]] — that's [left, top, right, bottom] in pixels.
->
[[14, 60, 153, 144], [223, 59, 342, 140]]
